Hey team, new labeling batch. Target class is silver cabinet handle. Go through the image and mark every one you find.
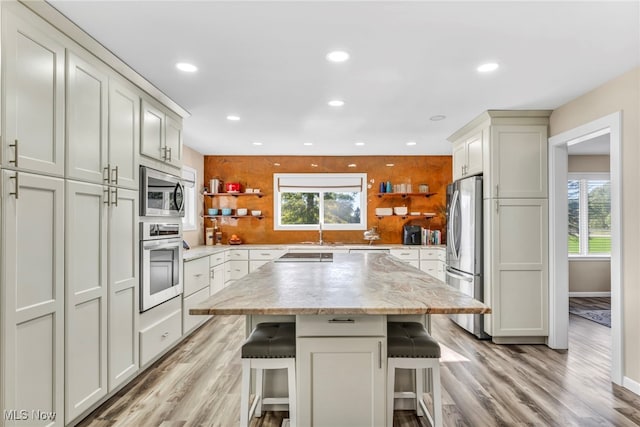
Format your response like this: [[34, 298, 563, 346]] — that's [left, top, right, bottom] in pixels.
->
[[112, 166, 119, 185], [103, 164, 110, 183], [193, 273, 203, 277], [103, 187, 110, 205], [161, 332, 169, 339], [9, 139, 18, 166], [210, 270, 215, 279], [328, 318, 355, 323], [378, 341, 382, 369], [111, 187, 118, 207], [9, 172, 19, 198]]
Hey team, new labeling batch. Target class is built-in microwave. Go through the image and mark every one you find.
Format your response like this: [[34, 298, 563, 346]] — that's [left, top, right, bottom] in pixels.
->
[[140, 222, 183, 312], [140, 166, 185, 217]]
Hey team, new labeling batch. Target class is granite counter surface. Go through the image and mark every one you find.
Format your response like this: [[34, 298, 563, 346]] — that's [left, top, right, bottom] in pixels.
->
[[190, 253, 489, 316]]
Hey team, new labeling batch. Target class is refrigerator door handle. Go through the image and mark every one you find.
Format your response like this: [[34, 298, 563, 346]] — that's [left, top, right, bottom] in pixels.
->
[[448, 189, 460, 260], [445, 267, 474, 282]]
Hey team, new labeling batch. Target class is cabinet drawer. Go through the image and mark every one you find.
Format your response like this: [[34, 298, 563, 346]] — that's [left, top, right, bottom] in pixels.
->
[[420, 260, 440, 275], [225, 249, 249, 261], [249, 249, 286, 260], [183, 286, 210, 334], [139, 309, 182, 366], [209, 251, 226, 267], [229, 260, 249, 280], [249, 260, 269, 272], [184, 256, 210, 296], [389, 249, 419, 261], [419, 248, 445, 262], [296, 315, 385, 337]]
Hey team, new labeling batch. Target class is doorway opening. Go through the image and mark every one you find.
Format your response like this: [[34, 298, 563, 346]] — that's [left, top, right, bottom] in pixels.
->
[[548, 112, 622, 385]]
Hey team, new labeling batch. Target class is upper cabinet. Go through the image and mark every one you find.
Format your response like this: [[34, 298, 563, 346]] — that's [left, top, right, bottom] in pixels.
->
[[141, 97, 183, 170], [452, 131, 483, 181], [66, 50, 109, 184], [2, 5, 66, 176], [448, 111, 550, 199]]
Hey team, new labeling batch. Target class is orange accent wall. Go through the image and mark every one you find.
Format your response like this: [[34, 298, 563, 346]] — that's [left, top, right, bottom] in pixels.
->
[[203, 156, 452, 244]]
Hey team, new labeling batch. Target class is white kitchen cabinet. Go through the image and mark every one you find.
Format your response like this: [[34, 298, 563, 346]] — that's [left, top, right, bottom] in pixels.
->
[[486, 199, 549, 339], [66, 50, 109, 184], [249, 248, 286, 272], [389, 248, 420, 269], [420, 248, 446, 281], [210, 263, 225, 295], [2, 5, 66, 176], [108, 187, 139, 391], [108, 79, 140, 190], [141, 97, 183, 169], [139, 308, 182, 367], [224, 249, 249, 285], [183, 256, 211, 334], [2, 171, 65, 425], [452, 131, 483, 181], [183, 287, 211, 334], [297, 337, 386, 426], [65, 181, 108, 421], [487, 125, 548, 199]]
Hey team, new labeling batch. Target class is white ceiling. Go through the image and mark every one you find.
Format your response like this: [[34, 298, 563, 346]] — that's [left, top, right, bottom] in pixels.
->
[[49, 1, 640, 156]]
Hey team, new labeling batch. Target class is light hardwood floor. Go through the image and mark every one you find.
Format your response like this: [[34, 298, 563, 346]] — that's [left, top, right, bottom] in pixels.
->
[[78, 312, 640, 427]]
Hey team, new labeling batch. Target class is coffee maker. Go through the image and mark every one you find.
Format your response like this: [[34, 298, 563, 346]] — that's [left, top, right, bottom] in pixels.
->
[[403, 225, 422, 245]]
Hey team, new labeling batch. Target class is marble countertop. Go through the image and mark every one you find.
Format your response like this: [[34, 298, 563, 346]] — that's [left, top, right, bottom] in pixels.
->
[[190, 253, 489, 316], [183, 243, 445, 261]]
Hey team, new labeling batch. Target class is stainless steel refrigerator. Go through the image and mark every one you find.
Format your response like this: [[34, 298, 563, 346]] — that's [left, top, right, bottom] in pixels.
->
[[446, 175, 490, 339]]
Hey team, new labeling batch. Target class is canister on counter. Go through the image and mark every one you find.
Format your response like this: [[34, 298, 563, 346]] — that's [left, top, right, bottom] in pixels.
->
[[205, 227, 214, 246]]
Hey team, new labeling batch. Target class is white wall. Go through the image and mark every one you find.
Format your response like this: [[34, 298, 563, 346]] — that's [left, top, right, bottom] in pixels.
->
[[182, 145, 204, 248]]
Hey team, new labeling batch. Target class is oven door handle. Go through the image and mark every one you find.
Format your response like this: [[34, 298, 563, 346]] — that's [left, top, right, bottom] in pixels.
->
[[142, 238, 182, 250]]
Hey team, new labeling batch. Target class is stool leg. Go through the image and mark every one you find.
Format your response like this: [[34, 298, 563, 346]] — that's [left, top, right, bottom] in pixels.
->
[[255, 368, 263, 417], [240, 359, 251, 427], [287, 359, 297, 427], [416, 368, 424, 417], [386, 360, 395, 427], [432, 363, 443, 427]]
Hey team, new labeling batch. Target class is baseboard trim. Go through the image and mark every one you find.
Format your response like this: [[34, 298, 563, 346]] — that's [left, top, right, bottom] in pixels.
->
[[623, 376, 640, 396], [568, 292, 611, 298]]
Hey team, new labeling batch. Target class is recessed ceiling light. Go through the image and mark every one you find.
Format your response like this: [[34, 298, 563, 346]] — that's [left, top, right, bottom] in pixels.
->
[[328, 99, 345, 107], [406, 141, 417, 146], [226, 115, 240, 121], [430, 115, 446, 121], [252, 141, 263, 146], [304, 142, 313, 146], [348, 163, 357, 168], [355, 141, 365, 146], [477, 62, 499, 73], [326, 50, 350, 63], [176, 62, 198, 72], [386, 163, 395, 167]]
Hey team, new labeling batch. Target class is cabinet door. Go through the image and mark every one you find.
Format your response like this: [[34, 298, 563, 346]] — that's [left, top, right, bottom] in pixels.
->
[[109, 80, 140, 189], [66, 51, 109, 184], [210, 264, 225, 295], [164, 113, 183, 168], [297, 337, 386, 426], [108, 187, 139, 391], [140, 99, 165, 161], [489, 198, 548, 337], [465, 131, 484, 176], [2, 8, 66, 175], [65, 181, 108, 421], [451, 140, 466, 181], [489, 125, 548, 198], [2, 171, 65, 425]]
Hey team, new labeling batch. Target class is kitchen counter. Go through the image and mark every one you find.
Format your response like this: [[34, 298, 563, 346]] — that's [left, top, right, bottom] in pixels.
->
[[183, 243, 445, 261], [190, 252, 488, 316]]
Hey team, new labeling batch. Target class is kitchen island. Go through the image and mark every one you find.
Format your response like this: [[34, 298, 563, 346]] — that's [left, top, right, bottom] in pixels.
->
[[191, 253, 490, 426]]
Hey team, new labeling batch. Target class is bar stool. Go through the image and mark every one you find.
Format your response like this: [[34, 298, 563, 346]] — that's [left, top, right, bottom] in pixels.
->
[[240, 322, 297, 427], [387, 322, 442, 427]]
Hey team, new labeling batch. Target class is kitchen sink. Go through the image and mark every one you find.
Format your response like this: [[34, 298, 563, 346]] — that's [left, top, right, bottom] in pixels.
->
[[274, 252, 334, 262], [297, 241, 344, 246]]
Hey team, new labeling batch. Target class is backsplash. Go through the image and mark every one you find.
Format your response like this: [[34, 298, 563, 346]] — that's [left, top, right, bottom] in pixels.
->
[[203, 155, 451, 244]]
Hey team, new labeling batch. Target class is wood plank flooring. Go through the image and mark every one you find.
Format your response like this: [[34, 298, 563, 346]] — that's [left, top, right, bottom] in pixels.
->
[[78, 310, 639, 427]]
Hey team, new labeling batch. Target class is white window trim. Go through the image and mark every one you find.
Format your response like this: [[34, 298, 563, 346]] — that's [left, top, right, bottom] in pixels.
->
[[273, 173, 368, 231], [182, 165, 197, 231], [568, 172, 610, 257]]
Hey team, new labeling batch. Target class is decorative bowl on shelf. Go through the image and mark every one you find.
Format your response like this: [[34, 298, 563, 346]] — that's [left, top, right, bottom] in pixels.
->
[[221, 208, 233, 216], [251, 210, 262, 216], [207, 208, 219, 216], [236, 208, 248, 216], [393, 206, 408, 216], [375, 207, 393, 216]]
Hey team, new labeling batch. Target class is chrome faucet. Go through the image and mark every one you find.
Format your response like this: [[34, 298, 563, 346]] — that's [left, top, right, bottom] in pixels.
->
[[318, 221, 323, 245]]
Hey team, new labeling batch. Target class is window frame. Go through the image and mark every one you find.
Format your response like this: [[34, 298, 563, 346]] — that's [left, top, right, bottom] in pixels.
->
[[273, 173, 368, 231], [568, 172, 611, 258], [181, 165, 197, 231]]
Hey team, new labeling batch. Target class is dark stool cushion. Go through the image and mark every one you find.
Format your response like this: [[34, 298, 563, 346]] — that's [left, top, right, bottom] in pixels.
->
[[387, 322, 441, 358], [241, 322, 296, 359]]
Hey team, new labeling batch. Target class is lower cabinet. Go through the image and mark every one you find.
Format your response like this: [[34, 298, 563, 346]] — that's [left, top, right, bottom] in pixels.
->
[[297, 337, 386, 426], [210, 263, 225, 295], [419, 248, 446, 281], [389, 248, 420, 269], [1, 171, 65, 426], [183, 256, 212, 334], [139, 298, 182, 367], [183, 287, 211, 333]]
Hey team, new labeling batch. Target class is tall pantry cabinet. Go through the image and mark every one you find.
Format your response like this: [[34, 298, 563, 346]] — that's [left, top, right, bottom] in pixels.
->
[[448, 110, 551, 343], [1, 2, 184, 425]]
